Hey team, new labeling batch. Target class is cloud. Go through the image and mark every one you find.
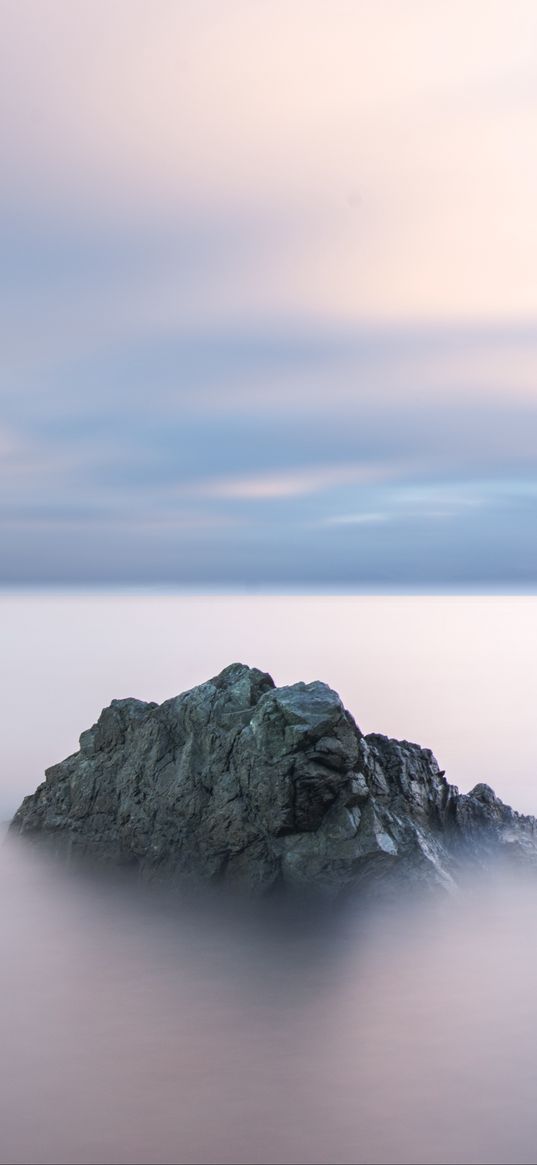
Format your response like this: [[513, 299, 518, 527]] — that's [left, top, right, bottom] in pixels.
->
[[323, 513, 389, 526], [2, 2, 537, 584], [1, 316, 537, 583], [192, 462, 399, 502]]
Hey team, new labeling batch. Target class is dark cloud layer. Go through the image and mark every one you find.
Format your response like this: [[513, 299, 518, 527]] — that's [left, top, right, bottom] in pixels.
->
[[2, 307, 537, 585]]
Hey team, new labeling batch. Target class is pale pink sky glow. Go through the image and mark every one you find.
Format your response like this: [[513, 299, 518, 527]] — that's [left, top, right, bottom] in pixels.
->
[[2, 0, 537, 323], [1, 0, 537, 584]]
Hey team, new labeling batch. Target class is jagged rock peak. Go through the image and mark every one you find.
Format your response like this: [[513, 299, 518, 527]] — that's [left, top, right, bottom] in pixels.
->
[[10, 664, 537, 897]]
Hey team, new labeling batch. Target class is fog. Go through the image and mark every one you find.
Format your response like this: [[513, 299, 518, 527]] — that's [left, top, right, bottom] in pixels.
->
[[2, 836, 537, 1165]]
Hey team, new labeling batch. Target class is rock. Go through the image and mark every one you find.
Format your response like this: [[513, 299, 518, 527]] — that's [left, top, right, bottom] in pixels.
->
[[9, 663, 537, 898]]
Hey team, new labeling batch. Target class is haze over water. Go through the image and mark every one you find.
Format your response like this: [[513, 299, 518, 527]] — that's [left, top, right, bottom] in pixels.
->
[[3, 816, 537, 1165], [2, 591, 537, 1165]]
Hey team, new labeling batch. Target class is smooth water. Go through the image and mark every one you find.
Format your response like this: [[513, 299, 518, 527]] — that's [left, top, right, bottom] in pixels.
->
[[1, 592, 537, 1165], [2, 840, 537, 1165]]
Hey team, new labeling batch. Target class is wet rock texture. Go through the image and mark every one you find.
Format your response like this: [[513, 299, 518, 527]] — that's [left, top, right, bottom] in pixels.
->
[[10, 664, 537, 896]]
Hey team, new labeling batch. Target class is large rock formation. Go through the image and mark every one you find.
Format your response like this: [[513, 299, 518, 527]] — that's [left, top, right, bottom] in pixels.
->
[[10, 664, 537, 896]]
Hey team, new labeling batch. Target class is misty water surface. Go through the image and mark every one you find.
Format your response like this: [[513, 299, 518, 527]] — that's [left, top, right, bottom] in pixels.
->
[[2, 839, 537, 1165], [2, 592, 537, 1164]]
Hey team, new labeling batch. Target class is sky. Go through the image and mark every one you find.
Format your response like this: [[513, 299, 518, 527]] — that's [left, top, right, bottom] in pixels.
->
[[2, 0, 537, 587]]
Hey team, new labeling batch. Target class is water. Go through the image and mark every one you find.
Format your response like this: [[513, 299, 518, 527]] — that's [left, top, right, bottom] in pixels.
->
[[1, 591, 537, 1164], [2, 839, 537, 1165]]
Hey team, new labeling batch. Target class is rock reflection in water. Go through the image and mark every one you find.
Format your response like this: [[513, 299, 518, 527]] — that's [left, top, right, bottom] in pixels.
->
[[1, 837, 537, 1165]]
